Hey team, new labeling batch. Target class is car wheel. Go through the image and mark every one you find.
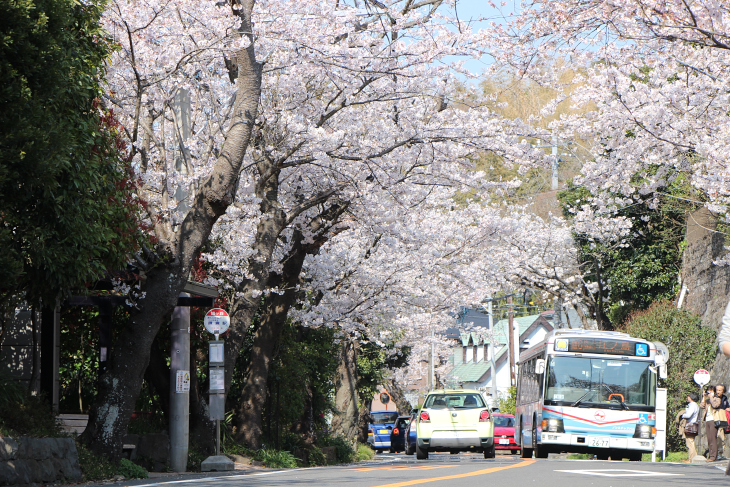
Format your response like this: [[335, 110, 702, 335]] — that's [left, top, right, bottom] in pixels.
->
[[520, 420, 533, 458], [389, 447, 396, 453], [484, 446, 495, 459], [376, 449, 382, 454], [405, 443, 414, 456], [416, 443, 428, 460], [533, 422, 549, 459]]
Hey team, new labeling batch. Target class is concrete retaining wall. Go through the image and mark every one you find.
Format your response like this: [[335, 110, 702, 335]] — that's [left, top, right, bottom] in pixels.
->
[[0, 437, 82, 487]]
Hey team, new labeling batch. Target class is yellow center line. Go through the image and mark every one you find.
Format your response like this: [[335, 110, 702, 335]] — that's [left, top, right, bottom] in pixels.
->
[[370, 458, 537, 487], [347, 465, 454, 471]]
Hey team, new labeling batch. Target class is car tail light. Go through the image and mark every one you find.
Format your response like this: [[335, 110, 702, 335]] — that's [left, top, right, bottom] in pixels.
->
[[368, 429, 373, 436], [393, 428, 399, 435], [420, 411, 430, 422], [479, 410, 490, 422]]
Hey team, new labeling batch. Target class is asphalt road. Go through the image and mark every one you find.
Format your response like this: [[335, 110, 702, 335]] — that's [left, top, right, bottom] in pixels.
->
[[101, 452, 728, 487]]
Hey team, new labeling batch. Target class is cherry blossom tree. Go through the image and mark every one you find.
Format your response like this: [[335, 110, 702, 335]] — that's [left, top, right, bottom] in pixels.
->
[[195, 1, 550, 447], [81, 0, 261, 460], [89, 0, 564, 456], [484, 0, 730, 232]]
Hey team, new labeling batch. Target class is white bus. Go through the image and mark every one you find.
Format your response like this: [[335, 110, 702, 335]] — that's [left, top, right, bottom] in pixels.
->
[[515, 329, 665, 461]]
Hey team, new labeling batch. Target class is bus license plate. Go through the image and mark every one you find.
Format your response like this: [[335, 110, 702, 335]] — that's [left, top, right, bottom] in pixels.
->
[[588, 437, 609, 448]]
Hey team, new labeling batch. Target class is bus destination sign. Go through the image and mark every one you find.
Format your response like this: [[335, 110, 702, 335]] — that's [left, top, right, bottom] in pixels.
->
[[563, 338, 645, 356]]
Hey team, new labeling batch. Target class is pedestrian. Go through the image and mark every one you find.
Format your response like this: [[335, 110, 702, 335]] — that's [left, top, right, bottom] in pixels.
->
[[717, 384, 730, 460], [701, 385, 722, 461], [676, 392, 700, 462]]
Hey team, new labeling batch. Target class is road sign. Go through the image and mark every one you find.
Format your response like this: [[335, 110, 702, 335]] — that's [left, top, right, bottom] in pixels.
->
[[694, 369, 711, 386], [204, 308, 230, 336]]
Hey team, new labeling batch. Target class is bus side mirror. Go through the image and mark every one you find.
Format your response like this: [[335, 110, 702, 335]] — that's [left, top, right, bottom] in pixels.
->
[[535, 359, 545, 374]]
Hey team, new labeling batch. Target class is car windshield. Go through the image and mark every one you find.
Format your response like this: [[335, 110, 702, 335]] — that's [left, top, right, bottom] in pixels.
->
[[494, 416, 514, 427], [424, 393, 486, 409], [371, 412, 399, 424], [545, 356, 656, 410]]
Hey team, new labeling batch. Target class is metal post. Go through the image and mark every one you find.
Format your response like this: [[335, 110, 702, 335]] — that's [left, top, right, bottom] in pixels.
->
[[429, 324, 434, 391], [216, 420, 220, 456], [551, 133, 558, 190], [507, 295, 515, 386], [169, 293, 190, 472], [487, 298, 497, 401]]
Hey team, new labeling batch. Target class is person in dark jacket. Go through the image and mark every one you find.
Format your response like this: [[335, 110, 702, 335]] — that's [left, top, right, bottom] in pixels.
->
[[716, 384, 730, 460]]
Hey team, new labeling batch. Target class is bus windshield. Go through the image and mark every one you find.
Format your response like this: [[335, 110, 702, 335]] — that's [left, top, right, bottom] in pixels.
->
[[545, 356, 655, 410]]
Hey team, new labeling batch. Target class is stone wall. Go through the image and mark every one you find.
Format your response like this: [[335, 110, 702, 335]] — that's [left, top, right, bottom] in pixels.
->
[[0, 437, 82, 487], [680, 208, 730, 390]]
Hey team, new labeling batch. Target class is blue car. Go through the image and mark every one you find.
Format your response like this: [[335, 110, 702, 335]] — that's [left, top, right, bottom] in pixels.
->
[[405, 410, 418, 455], [389, 416, 412, 453], [367, 410, 399, 453]]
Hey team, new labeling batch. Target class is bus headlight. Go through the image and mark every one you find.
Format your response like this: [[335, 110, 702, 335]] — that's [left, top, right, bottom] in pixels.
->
[[541, 418, 564, 433], [633, 424, 656, 439]]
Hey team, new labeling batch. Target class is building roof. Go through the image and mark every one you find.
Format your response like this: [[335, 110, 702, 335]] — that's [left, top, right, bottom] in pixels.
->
[[444, 313, 555, 386], [446, 360, 492, 383]]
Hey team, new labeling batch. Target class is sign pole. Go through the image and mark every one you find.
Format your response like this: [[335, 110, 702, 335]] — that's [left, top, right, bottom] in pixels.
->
[[201, 308, 233, 472], [694, 369, 711, 461]]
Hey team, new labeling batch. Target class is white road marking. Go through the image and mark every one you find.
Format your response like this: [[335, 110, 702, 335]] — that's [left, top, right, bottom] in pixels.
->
[[554, 469, 682, 477]]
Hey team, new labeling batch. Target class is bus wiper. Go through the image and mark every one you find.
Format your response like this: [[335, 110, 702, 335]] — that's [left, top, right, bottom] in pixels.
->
[[602, 384, 629, 410], [571, 390, 594, 407]]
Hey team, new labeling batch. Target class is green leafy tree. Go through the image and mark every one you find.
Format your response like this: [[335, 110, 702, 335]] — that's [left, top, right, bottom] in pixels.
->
[[497, 386, 517, 415], [0, 0, 146, 307], [558, 173, 694, 327], [619, 301, 715, 452]]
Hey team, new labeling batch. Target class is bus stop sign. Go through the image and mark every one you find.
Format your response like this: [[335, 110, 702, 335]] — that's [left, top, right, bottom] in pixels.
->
[[694, 369, 710, 386], [204, 308, 230, 336]]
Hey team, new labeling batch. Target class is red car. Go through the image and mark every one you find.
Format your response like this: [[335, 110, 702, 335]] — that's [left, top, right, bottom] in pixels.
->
[[493, 413, 519, 454]]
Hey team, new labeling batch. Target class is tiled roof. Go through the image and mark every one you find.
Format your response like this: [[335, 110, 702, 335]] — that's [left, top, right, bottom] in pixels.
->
[[445, 360, 492, 382]]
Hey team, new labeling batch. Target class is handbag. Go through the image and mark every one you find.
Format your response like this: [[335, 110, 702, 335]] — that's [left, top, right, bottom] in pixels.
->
[[714, 420, 728, 430], [685, 422, 699, 435]]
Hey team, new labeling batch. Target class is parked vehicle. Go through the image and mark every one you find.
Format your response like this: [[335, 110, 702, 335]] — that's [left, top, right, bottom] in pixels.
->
[[367, 410, 400, 453], [405, 410, 418, 455], [493, 413, 519, 454], [389, 416, 411, 453], [415, 389, 495, 460]]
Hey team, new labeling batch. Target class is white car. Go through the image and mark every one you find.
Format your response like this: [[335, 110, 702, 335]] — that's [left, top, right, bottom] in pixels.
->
[[415, 389, 495, 459]]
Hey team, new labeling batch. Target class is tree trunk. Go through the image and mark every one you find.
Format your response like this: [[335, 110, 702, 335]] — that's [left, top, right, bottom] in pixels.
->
[[234, 202, 348, 448], [384, 377, 412, 416], [80, 24, 261, 461], [331, 339, 359, 443], [234, 230, 316, 448]]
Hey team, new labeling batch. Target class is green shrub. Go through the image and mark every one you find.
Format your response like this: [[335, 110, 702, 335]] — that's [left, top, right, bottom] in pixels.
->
[[306, 446, 327, 466], [0, 376, 62, 438], [620, 301, 715, 452], [253, 448, 298, 468], [117, 459, 148, 479], [187, 446, 207, 472], [76, 443, 116, 481], [319, 435, 355, 464], [356, 443, 374, 461]]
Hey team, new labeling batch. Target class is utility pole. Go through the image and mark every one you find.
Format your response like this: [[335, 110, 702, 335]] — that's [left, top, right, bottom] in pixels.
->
[[507, 295, 515, 386], [551, 133, 559, 191], [169, 293, 190, 472], [487, 297, 498, 401]]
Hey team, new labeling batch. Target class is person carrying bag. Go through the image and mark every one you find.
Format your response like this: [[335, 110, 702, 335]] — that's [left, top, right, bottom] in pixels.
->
[[677, 393, 700, 461]]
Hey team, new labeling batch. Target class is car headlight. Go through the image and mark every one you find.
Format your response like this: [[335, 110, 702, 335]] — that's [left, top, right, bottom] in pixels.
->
[[540, 418, 564, 433], [633, 424, 656, 439]]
